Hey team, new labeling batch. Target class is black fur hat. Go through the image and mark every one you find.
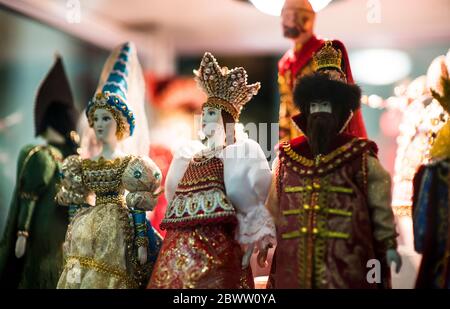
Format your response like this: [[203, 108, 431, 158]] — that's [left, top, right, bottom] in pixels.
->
[[293, 73, 361, 130], [34, 55, 79, 137]]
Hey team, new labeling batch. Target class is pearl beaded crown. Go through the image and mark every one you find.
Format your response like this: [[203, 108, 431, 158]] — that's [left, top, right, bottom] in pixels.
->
[[194, 52, 260, 121]]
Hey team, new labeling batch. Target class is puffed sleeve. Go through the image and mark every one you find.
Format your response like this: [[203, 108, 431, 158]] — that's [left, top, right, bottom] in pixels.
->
[[123, 156, 162, 211], [17, 146, 57, 232], [223, 139, 276, 247], [55, 155, 90, 207], [165, 141, 205, 203], [366, 155, 398, 250]]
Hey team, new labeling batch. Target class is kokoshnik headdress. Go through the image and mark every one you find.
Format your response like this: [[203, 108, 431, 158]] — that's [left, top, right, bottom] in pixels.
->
[[86, 42, 136, 140], [193, 52, 261, 122]]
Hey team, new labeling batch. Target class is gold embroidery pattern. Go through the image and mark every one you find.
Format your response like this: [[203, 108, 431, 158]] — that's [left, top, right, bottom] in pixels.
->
[[162, 157, 236, 228], [61, 155, 154, 288], [66, 255, 138, 288], [82, 156, 131, 194], [96, 195, 125, 207], [393, 205, 412, 217], [282, 138, 360, 167], [19, 191, 39, 201]]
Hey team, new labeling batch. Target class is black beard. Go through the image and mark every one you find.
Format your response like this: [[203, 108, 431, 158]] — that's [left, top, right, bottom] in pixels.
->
[[283, 26, 301, 39], [306, 113, 339, 156]]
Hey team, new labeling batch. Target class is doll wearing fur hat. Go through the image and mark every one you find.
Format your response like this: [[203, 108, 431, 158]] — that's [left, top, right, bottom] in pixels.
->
[[265, 73, 401, 288]]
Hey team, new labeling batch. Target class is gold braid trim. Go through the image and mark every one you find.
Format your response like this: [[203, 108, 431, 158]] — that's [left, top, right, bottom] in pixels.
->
[[178, 175, 220, 186], [203, 97, 239, 121], [66, 255, 138, 288], [282, 138, 360, 168], [95, 195, 125, 207], [19, 191, 39, 201], [392, 205, 412, 217]]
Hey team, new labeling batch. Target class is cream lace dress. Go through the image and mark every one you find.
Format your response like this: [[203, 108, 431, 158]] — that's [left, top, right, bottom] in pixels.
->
[[56, 155, 161, 288]]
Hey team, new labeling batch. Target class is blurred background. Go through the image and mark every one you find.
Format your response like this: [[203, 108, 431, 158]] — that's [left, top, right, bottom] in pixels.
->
[[0, 0, 449, 288]]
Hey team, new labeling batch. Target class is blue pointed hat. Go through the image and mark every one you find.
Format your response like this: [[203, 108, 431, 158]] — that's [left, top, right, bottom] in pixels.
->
[[86, 42, 135, 137]]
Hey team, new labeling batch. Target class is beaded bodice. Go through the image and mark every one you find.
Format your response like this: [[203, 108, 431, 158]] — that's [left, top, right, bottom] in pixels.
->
[[81, 156, 132, 206], [161, 156, 236, 229]]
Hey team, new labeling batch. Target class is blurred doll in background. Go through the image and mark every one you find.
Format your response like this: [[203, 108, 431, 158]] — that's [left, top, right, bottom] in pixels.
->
[[0, 55, 80, 288], [278, 0, 367, 142], [412, 50, 450, 289]]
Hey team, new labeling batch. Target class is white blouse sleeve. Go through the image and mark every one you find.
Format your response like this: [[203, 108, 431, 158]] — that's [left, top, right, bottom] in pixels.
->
[[165, 141, 205, 203], [223, 138, 276, 247]]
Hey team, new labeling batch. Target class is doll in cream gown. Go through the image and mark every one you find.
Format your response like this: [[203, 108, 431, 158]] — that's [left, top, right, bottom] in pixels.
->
[[56, 42, 162, 289]]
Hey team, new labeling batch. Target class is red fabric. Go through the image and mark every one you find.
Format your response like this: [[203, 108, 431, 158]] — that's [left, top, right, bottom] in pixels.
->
[[148, 224, 254, 288], [278, 35, 324, 80], [279, 35, 368, 139], [147, 145, 173, 237]]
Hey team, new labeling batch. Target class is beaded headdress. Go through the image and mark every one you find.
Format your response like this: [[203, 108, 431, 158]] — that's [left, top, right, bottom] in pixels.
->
[[86, 42, 136, 140], [312, 41, 345, 77], [194, 52, 260, 122]]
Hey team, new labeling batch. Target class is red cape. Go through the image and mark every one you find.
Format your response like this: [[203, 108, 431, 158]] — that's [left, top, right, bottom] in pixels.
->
[[278, 35, 367, 138]]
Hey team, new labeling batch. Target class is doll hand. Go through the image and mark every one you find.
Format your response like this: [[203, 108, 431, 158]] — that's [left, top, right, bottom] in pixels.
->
[[241, 243, 255, 269], [15, 235, 27, 258], [138, 246, 147, 265], [256, 235, 275, 268], [127, 192, 153, 211], [386, 249, 402, 273]]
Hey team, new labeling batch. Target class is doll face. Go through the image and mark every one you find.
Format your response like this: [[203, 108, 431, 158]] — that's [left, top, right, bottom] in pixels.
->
[[281, 1, 315, 43], [201, 106, 224, 139], [310, 101, 332, 114], [93, 108, 117, 144]]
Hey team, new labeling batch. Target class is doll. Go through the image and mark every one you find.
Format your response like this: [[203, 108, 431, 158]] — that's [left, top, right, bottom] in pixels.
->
[[56, 42, 162, 289], [0, 55, 79, 288], [148, 52, 276, 289]]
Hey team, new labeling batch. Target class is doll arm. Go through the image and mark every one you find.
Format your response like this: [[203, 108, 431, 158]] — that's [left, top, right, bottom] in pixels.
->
[[17, 147, 56, 235], [224, 140, 276, 253], [123, 156, 163, 211], [366, 155, 398, 250], [55, 155, 91, 221], [15, 146, 57, 258]]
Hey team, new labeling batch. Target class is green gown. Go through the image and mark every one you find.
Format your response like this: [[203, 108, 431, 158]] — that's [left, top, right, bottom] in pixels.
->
[[0, 142, 73, 288]]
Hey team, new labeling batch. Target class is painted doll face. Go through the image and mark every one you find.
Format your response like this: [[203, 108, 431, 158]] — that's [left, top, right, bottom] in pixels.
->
[[310, 100, 332, 114], [281, 1, 315, 43], [93, 108, 117, 144], [201, 106, 224, 139]]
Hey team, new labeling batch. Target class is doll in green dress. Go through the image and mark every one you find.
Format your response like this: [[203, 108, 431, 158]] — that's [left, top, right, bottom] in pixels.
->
[[0, 55, 80, 288]]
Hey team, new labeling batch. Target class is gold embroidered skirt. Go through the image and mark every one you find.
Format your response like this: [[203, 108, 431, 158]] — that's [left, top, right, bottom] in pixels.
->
[[57, 203, 138, 288]]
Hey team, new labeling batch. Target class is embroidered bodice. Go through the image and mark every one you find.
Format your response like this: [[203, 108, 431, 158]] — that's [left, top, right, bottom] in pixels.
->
[[161, 156, 235, 229], [81, 156, 131, 206]]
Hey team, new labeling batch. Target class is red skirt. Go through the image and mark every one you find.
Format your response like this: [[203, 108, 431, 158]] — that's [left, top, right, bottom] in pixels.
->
[[147, 224, 253, 289]]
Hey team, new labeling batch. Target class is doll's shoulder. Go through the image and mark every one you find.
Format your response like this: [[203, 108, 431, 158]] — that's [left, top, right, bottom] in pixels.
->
[[122, 155, 162, 191]]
